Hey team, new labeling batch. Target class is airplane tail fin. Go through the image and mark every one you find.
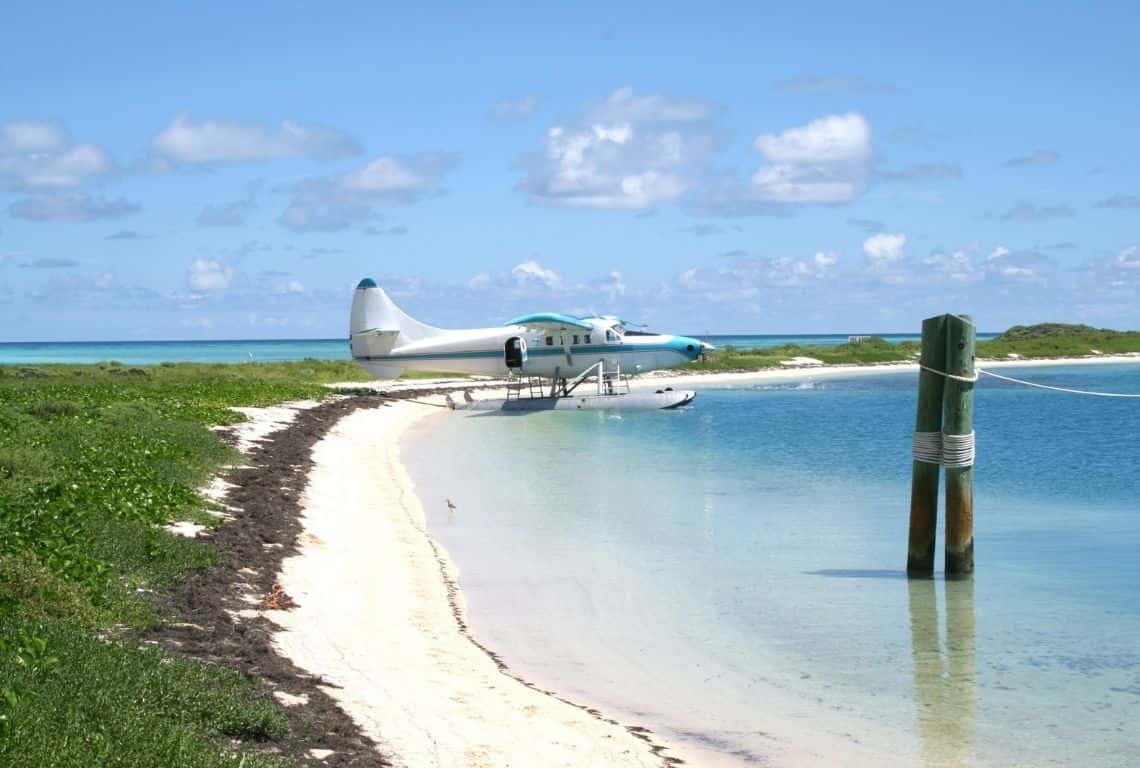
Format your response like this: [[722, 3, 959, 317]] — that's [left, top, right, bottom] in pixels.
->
[[349, 278, 443, 379]]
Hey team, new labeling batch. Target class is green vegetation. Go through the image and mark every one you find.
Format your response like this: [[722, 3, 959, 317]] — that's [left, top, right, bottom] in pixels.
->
[[0, 359, 372, 767], [976, 324, 1140, 358], [682, 336, 920, 371], [680, 324, 1140, 372]]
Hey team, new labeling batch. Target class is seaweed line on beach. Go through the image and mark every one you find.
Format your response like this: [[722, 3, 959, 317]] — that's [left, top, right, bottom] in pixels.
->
[[144, 393, 395, 766], [145, 382, 686, 767]]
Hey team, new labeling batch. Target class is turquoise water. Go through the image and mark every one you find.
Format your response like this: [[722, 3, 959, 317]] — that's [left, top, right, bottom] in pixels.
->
[[0, 333, 999, 365], [403, 364, 1140, 767]]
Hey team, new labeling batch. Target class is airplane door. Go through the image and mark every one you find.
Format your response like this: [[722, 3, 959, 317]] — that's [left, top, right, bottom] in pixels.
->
[[505, 336, 527, 370]]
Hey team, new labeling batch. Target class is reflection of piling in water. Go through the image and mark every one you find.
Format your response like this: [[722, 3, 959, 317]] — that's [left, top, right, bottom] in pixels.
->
[[908, 578, 977, 768]]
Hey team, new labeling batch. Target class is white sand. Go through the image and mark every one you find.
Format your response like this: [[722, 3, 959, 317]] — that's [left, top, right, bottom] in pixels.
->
[[271, 402, 672, 768]]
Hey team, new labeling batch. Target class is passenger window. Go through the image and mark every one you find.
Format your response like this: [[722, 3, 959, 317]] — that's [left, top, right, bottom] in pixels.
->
[[606, 330, 617, 342], [573, 335, 580, 345], [545, 336, 553, 346], [584, 334, 591, 344]]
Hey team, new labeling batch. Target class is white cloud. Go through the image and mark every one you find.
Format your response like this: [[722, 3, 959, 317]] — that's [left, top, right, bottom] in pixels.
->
[[494, 95, 539, 120], [197, 199, 256, 227], [511, 260, 561, 288], [592, 270, 626, 302], [521, 86, 714, 209], [923, 249, 978, 282], [1116, 245, 1140, 269], [983, 249, 1054, 282], [280, 154, 453, 232], [751, 113, 872, 203], [813, 251, 838, 269], [151, 114, 361, 166], [0, 119, 115, 190], [187, 259, 235, 291], [8, 193, 138, 221], [863, 232, 906, 267], [342, 157, 430, 192], [467, 272, 492, 290], [94, 272, 113, 289]]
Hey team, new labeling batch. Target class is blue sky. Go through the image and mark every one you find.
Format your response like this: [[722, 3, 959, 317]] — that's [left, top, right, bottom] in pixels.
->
[[1, 1, 1138, 340]]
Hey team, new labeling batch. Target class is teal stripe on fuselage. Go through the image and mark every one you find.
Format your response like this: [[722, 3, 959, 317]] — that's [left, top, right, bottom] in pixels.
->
[[357, 343, 685, 362]]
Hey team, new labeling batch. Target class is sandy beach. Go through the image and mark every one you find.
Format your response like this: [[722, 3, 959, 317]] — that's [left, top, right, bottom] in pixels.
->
[[270, 400, 678, 768]]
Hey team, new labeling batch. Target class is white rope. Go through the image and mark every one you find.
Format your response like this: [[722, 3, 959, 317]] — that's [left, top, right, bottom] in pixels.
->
[[941, 431, 976, 469], [918, 363, 979, 383], [912, 431, 943, 464], [977, 368, 1140, 398], [911, 430, 976, 467]]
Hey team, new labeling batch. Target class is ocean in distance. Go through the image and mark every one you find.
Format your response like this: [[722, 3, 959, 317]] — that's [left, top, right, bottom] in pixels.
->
[[403, 363, 1140, 767], [0, 332, 999, 366]]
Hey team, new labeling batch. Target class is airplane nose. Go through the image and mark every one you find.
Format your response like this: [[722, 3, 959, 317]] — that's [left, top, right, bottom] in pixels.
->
[[677, 336, 703, 360]]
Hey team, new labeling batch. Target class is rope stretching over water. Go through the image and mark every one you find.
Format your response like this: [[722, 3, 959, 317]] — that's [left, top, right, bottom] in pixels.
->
[[976, 368, 1140, 398]]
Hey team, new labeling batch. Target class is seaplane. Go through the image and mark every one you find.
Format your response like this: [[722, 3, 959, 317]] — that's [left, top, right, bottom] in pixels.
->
[[349, 278, 711, 411]]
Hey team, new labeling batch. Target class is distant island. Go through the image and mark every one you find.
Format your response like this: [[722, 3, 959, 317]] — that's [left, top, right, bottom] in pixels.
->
[[683, 323, 1140, 371]]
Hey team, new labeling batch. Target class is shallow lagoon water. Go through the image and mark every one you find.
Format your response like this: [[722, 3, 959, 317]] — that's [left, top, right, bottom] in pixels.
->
[[403, 364, 1140, 767]]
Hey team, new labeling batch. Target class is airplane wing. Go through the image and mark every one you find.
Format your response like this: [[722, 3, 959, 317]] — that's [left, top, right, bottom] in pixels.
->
[[504, 312, 592, 332]]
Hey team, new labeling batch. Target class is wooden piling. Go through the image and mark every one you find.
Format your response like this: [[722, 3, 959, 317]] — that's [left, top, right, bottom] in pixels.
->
[[943, 314, 976, 578], [907, 315, 947, 578]]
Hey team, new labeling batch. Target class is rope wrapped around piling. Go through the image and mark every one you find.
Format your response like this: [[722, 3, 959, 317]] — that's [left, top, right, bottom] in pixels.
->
[[911, 431, 943, 465], [941, 431, 976, 468], [911, 430, 976, 468]]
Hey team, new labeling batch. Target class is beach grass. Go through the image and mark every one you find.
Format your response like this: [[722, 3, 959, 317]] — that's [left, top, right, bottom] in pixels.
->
[[0, 359, 370, 767]]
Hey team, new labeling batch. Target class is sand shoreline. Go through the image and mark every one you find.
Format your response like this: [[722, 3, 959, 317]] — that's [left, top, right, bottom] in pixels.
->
[[270, 399, 680, 768]]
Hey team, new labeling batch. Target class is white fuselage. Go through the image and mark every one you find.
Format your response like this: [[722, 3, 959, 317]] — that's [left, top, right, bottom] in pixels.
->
[[354, 319, 703, 379]]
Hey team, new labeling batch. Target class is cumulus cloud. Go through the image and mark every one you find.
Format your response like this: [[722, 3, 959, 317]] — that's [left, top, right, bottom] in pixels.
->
[[847, 217, 884, 233], [1116, 245, 1140, 269], [772, 75, 894, 94], [150, 114, 362, 167], [1094, 194, 1140, 210], [105, 229, 143, 240], [520, 86, 715, 209], [675, 249, 839, 302], [197, 198, 256, 227], [997, 202, 1075, 221], [280, 154, 454, 232], [750, 113, 872, 203], [0, 119, 115, 190], [922, 248, 978, 283], [511, 260, 561, 289], [362, 224, 408, 237], [863, 232, 906, 268], [187, 259, 236, 291], [1004, 150, 1059, 167], [20, 257, 78, 269], [984, 247, 1054, 281], [8, 193, 139, 222], [875, 163, 961, 182], [494, 95, 539, 120]]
